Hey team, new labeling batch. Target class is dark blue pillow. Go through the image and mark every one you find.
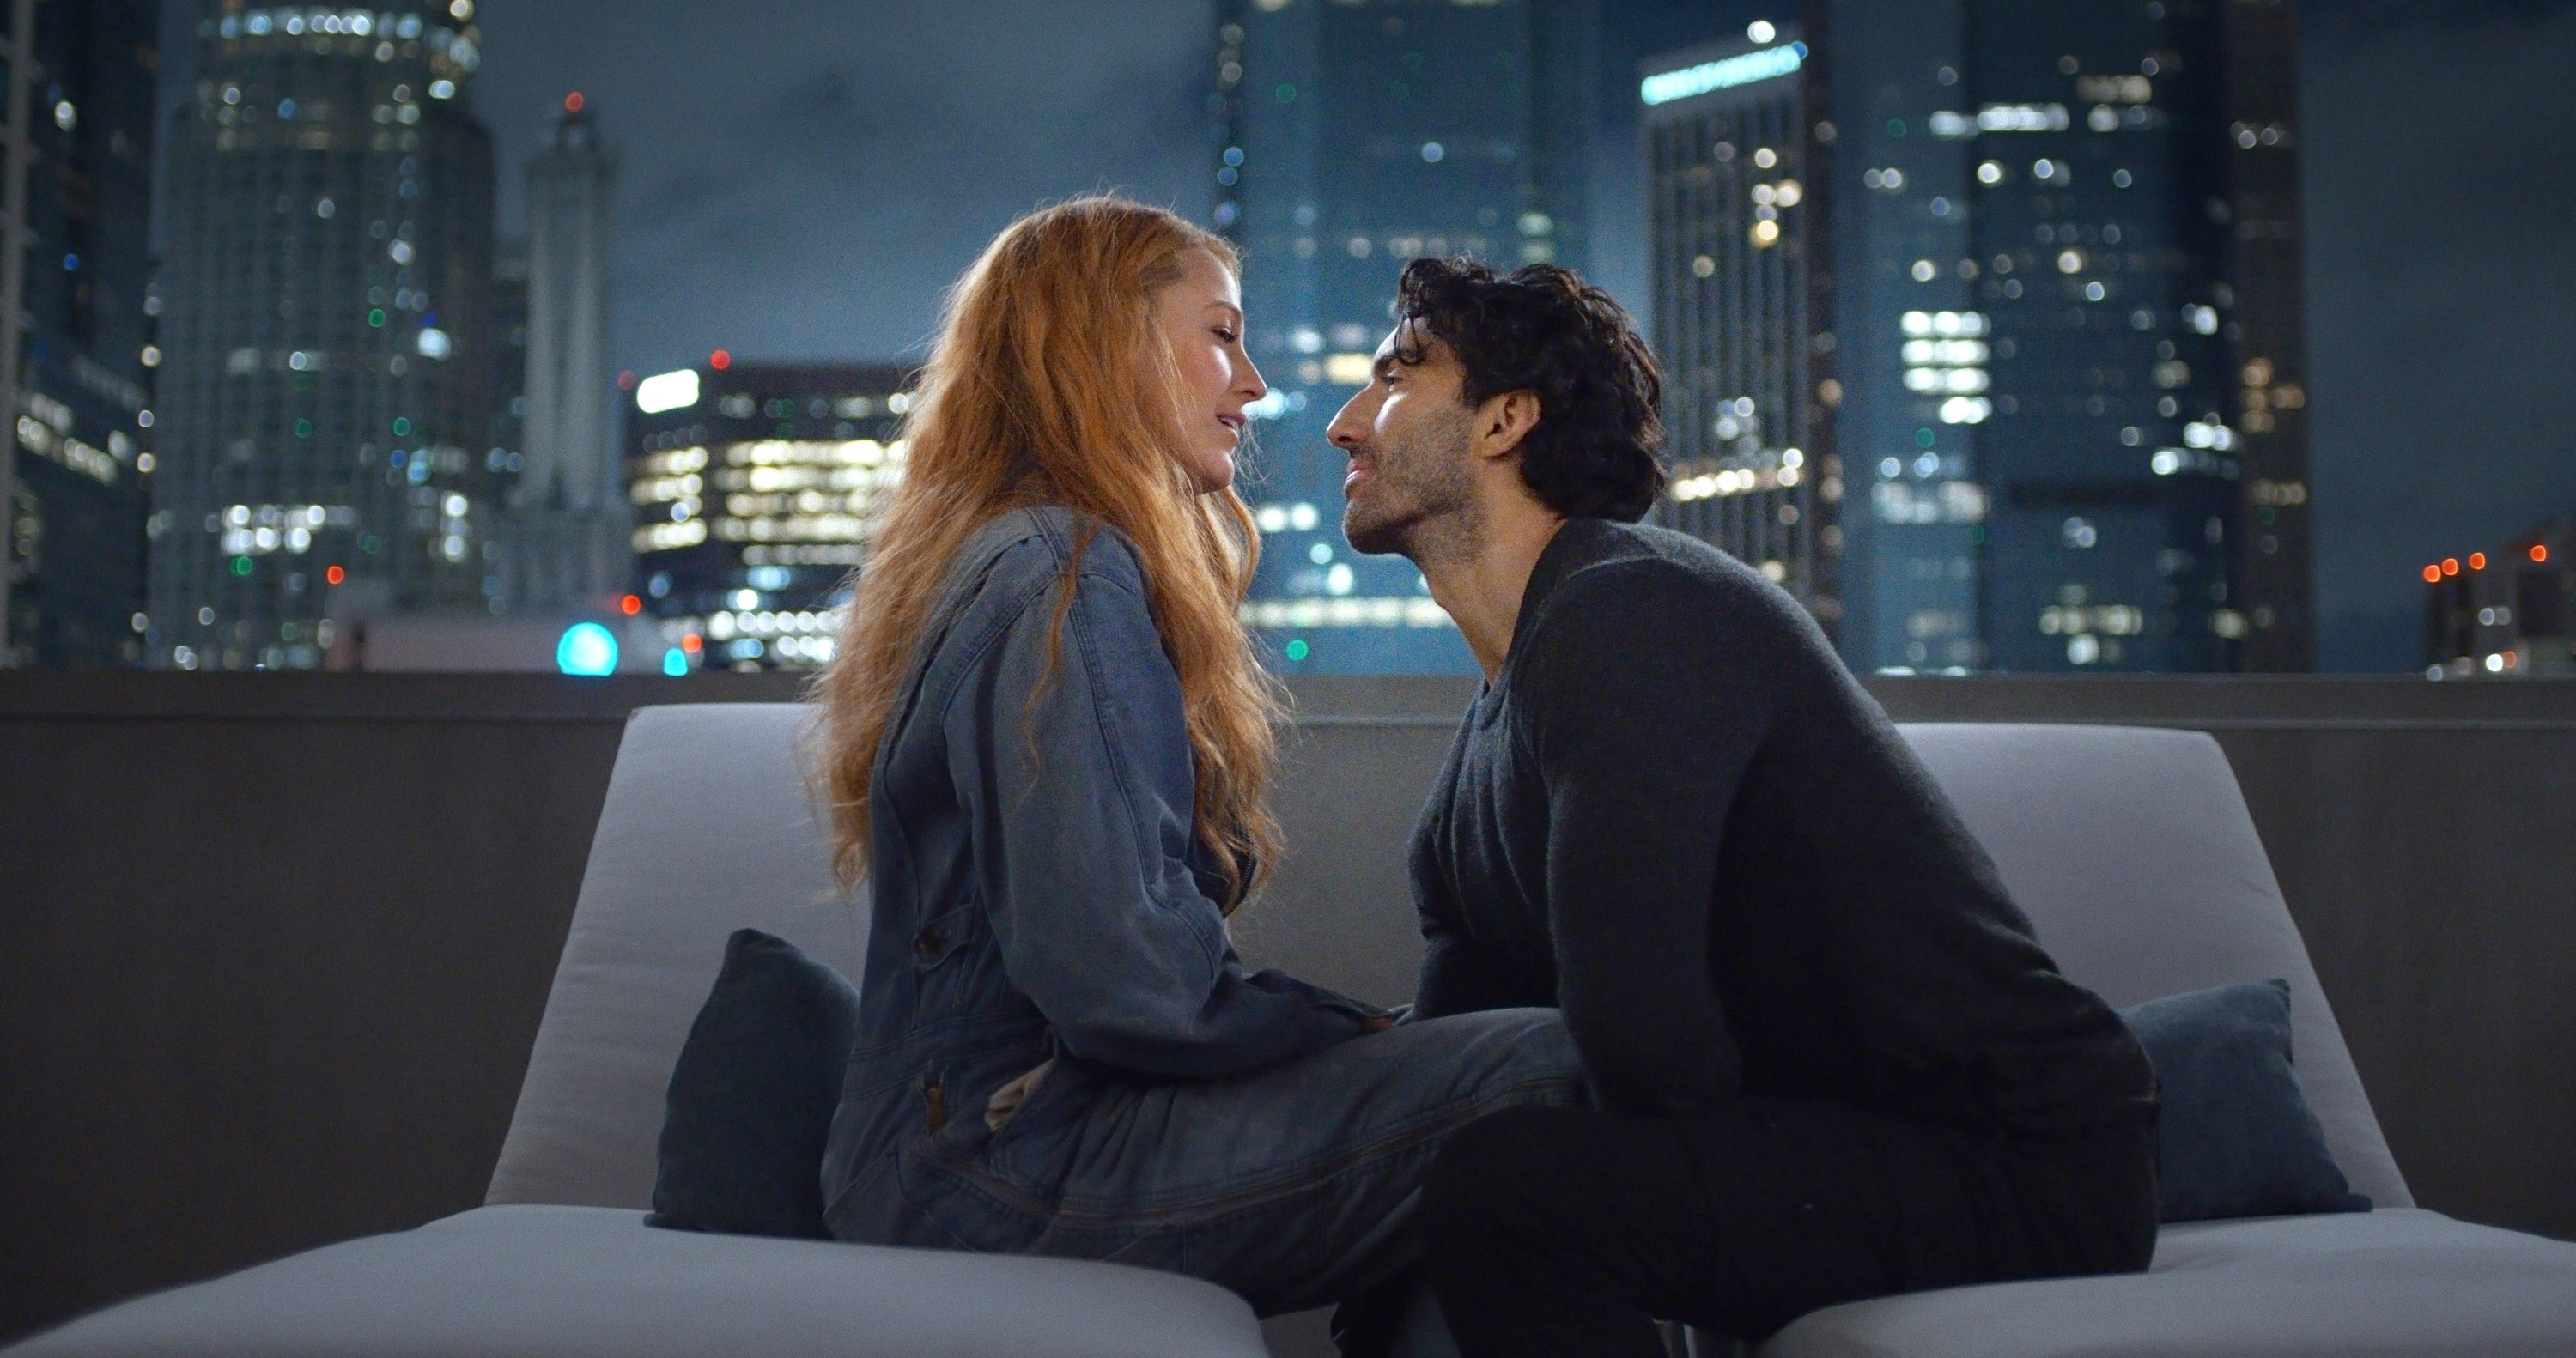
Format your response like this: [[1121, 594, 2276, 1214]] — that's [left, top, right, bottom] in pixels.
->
[[647, 928, 861, 1240], [2118, 979, 2372, 1223]]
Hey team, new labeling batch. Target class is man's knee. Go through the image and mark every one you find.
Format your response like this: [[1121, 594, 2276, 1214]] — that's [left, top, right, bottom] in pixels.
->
[[1422, 1106, 1577, 1252]]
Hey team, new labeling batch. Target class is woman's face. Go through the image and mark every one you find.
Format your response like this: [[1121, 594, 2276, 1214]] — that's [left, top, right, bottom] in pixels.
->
[[1149, 247, 1267, 494]]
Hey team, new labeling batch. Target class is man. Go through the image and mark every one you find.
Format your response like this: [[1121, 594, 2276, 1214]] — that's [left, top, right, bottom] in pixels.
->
[[1323, 259, 2159, 1357]]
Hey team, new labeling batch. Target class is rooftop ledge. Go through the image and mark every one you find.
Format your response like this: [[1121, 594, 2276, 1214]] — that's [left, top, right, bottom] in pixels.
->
[[1, 667, 2569, 725]]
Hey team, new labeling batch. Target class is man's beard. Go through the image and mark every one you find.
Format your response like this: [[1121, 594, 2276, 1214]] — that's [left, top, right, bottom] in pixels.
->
[[1343, 403, 1483, 567]]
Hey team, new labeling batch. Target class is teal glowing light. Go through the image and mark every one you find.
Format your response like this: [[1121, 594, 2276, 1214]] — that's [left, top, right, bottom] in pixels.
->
[[1284, 638, 1311, 663], [1640, 42, 1807, 106], [661, 647, 690, 676], [557, 622, 618, 676]]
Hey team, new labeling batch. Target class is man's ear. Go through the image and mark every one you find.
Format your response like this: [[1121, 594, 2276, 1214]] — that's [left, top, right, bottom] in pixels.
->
[[1472, 389, 1543, 463]]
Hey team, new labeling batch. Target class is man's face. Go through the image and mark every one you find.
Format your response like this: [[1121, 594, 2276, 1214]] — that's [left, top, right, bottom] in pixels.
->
[[1327, 324, 1479, 559]]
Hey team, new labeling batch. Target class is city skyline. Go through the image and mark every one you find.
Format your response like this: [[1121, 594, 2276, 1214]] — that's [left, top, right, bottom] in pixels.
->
[[87, 0, 2576, 675], [1639, 0, 2316, 676]]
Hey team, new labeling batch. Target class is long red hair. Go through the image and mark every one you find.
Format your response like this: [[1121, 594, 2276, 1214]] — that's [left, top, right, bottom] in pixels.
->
[[811, 197, 1283, 909]]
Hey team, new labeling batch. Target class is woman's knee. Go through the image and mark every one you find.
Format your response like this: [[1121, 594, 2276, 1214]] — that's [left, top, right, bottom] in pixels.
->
[[1414, 1008, 1587, 1103]]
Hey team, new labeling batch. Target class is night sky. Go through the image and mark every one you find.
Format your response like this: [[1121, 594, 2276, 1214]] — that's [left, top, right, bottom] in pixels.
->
[[158, 0, 2576, 672]]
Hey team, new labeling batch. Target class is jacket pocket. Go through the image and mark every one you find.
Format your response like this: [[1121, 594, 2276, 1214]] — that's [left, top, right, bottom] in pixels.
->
[[911, 900, 976, 972]]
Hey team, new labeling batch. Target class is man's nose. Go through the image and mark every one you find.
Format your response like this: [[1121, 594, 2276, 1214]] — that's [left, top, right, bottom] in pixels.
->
[[1327, 397, 1369, 449]]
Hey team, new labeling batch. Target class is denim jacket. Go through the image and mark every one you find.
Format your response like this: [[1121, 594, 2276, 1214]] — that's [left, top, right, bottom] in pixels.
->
[[822, 505, 1378, 1229]]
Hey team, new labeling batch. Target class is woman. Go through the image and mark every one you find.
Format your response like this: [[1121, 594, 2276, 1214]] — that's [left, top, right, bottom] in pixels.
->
[[810, 197, 1579, 1325]]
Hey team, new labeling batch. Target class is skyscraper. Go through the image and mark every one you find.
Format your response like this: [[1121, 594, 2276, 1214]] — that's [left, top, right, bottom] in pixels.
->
[[498, 92, 625, 616], [1, 0, 161, 669], [1641, 26, 1840, 631], [151, 1, 496, 671], [625, 359, 911, 671], [1646, 0, 2314, 674], [1213, 0, 1599, 674]]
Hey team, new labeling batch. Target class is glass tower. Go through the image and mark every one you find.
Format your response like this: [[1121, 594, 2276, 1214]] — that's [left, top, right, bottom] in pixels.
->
[[2, 0, 161, 668], [1642, 26, 1841, 631], [1213, 0, 1598, 674], [151, 1, 496, 670], [1651, 0, 2315, 673]]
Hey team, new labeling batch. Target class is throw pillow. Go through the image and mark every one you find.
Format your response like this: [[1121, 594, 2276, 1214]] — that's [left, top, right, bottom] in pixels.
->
[[2120, 978, 2372, 1222], [647, 928, 861, 1239]]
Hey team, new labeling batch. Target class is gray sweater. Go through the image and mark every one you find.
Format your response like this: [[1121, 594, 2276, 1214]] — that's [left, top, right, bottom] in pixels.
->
[[1409, 518, 2157, 1136]]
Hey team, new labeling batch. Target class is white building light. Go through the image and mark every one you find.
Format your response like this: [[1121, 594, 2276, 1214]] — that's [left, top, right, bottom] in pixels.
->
[[1640, 42, 1808, 106], [636, 369, 702, 415], [1977, 104, 2071, 133]]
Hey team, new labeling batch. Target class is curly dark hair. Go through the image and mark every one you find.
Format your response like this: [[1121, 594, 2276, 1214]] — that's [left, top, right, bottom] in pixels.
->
[[1394, 258, 1665, 521]]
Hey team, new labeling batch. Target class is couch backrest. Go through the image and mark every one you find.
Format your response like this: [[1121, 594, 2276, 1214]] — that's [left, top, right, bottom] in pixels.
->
[[486, 704, 860, 1209], [489, 707, 2409, 1212], [1895, 723, 2409, 1207]]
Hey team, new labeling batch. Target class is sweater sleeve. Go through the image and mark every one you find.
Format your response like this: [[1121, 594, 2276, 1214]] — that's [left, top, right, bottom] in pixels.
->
[[1516, 561, 1769, 1112], [947, 543, 1378, 1077]]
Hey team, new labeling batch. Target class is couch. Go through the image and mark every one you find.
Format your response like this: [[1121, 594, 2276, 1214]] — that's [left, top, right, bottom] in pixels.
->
[[10, 705, 2573, 1357]]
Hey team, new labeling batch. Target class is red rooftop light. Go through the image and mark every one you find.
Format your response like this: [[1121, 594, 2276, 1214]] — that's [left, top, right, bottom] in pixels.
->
[[2421, 565, 2441, 584], [620, 594, 643, 615], [2442, 558, 2459, 576], [325, 564, 346, 585], [2535, 544, 2551, 563], [565, 92, 585, 113], [2469, 552, 2488, 571], [710, 349, 732, 370]]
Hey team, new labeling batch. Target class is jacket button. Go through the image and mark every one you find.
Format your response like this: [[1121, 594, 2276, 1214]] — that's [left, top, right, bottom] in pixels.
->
[[914, 928, 946, 957]]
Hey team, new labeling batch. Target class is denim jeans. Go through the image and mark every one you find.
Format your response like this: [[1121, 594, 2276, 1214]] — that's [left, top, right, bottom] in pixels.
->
[[827, 1007, 1583, 1318]]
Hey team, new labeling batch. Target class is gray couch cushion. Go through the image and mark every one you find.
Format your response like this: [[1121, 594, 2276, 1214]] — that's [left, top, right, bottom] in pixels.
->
[[3, 1206, 1267, 1358], [486, 705, 861, 1209], [1761, 1208, 2576, 1357], [1896, 723, 2409, 1209]]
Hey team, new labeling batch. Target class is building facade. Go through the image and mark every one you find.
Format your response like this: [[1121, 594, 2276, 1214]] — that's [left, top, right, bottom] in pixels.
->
[[625, 360, 910, 671], [1648, 0, 2314, 674], [151, 1, 496, 671], [1213, 0, 1598, 674], [1, 0, 161, 668], [1641, 26, 1840, 632], [497, 92, 624, 616]]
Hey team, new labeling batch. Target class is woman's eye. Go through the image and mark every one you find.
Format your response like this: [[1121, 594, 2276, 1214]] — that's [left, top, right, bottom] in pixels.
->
[[1213, 328, 1238, 343]]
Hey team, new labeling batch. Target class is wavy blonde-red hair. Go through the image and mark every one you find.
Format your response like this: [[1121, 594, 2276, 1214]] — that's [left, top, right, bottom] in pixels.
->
[[811, 196, 1282, 909]]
